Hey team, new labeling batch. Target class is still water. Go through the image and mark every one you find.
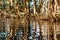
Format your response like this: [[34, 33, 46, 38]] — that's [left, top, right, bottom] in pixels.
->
[[0, 17, 60, 40]]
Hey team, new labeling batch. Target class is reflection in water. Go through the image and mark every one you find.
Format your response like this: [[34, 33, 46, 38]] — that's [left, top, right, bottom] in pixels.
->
[[0, 18, 60, 40]]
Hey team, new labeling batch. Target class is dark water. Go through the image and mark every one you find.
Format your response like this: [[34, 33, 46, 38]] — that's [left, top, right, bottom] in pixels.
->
[[0, 17, 60, 40]]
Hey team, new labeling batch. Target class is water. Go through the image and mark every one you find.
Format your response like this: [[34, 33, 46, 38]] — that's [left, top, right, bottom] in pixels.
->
[[0, 17, 60, 40]]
